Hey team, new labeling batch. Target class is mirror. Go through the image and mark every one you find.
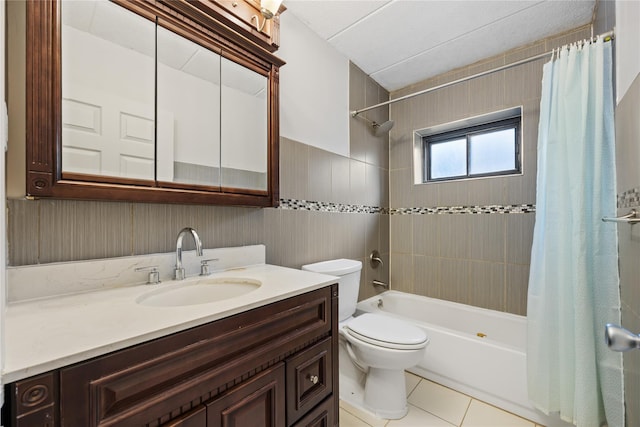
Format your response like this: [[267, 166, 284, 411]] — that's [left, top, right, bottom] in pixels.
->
[[221, 58, 268, 192], [61, 0, 156, 181], [27, 0, 283, 206], [156, 24, 222, 188]]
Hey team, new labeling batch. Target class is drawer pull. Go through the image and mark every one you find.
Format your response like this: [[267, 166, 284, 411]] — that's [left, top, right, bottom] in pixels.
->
[[309, 375, 319, 385], [232, 2, 238, 6]]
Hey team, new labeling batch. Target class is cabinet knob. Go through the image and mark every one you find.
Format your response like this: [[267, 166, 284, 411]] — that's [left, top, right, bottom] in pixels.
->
[[232, 2, 238, 6], [309, 375, 319, 385]]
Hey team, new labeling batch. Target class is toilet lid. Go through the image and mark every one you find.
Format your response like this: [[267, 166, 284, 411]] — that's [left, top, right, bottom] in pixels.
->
[[345, 313, 429, 350]]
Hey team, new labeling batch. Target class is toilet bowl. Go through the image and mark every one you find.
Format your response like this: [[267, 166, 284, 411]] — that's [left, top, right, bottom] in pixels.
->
[[302, 259, 429, 419]]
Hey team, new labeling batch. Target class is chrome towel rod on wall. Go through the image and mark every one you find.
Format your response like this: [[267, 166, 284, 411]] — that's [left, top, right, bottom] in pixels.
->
[[350, 30, 615, 118], [602, 209, 640, 224]]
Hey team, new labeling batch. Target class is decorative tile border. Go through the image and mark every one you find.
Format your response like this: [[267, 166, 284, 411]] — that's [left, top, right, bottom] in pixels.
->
[[278, 199, 387, 214], [618, 187, 640, 209], [278, 199, 535, 215], [389, 204, 536, 215]]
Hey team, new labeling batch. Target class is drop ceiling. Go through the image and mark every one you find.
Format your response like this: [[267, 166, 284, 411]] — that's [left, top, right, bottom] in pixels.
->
[[285, 0, 596, 91]]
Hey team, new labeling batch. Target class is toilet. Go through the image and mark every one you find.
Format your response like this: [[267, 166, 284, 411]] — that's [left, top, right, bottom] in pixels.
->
[[302, 259, 429, 419]]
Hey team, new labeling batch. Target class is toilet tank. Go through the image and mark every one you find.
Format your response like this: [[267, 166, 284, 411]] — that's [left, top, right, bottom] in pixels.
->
[[301, 259, 362, 322]]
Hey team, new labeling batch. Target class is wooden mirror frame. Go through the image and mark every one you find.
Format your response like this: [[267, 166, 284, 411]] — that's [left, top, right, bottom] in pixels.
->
[[26, 0, 284, 207]]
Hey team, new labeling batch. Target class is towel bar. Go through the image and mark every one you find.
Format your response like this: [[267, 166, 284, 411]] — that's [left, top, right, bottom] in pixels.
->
[[602, 209, 640, 224]]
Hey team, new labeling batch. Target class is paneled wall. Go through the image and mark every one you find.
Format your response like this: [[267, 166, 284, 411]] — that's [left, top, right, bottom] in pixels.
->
[[388, 25, 591, 315], [6, 63, 390, 302]]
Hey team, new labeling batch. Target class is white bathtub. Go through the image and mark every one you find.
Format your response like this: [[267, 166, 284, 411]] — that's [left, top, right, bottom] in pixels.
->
[[357, 291, 570, 427]]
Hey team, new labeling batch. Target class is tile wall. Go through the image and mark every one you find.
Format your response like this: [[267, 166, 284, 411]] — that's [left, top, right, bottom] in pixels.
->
[[615, 68, 640, 427], [388, 25, 592, 315], [6, 62, 390, 302], [593, 2, 640, 425]]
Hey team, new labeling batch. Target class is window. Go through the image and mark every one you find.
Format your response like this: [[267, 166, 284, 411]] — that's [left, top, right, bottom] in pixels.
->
[[422, 115, 521, 182]]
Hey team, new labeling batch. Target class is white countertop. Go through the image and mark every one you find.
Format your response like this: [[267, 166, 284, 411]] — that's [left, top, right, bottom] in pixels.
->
[[3, 264, 337, 383]]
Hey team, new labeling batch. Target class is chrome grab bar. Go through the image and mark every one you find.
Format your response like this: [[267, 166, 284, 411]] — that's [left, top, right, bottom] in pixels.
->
[[602, 209, 640, 224]]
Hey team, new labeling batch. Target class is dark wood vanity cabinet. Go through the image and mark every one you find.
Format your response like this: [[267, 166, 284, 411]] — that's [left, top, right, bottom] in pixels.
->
[[4, 285, 339, 427]]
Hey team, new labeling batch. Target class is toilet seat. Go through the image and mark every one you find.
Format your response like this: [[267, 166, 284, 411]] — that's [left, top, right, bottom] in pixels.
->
[[344, 313, 429, 350]]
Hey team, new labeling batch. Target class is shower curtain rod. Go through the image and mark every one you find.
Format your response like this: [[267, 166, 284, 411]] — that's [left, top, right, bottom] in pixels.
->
[[350, 29, 615, 118]]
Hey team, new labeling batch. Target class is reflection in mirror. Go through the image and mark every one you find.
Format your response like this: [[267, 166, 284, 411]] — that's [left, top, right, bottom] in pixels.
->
[[61, 0, 155, 180], [156, 25, 222, 187], [221, 58, 268, 192]]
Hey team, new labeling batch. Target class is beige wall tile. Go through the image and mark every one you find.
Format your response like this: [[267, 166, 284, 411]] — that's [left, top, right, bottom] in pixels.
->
[[40, 199, 132, 263], [468, 71, 505, 115], [280, 137, 309, 200], [331, 155, 351, 204], [349, 63, 367, 163], [7, 199, 39, 265], [278, 209, 310, 268], [438, 214, 470, 259], [469, 261, 506, 311], [413, 255, 440, 298], [505, 213, 535, 265], [212, 206, 265, 248], [307, 211, 334, 263], [506, 263, 530, 315], [467, 177, 505, 206], [390, 253, 413, 293], [413, 215, 439, 257], [437, 181, 469, 208], [350, 159, 367, 206], [469, 214, 505, 262], [308, 147, 333, 203], [263, 207, 282, 265], [545, 25, 591, 51], [390, 168, 413, 208], [440, 258, 469, 305], [390, 214, 413, 254]]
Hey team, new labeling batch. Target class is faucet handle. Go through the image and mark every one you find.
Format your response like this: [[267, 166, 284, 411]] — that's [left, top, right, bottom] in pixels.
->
[[135, 266, 161, 285], [200, 258, 220, 276]]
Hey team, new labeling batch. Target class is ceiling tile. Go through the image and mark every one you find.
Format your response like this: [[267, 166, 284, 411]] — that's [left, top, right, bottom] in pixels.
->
[[372, 1, 594, 91], [329, 1, 539, 74], [285, 0, 391, 39], [287, 0, 595, 91]]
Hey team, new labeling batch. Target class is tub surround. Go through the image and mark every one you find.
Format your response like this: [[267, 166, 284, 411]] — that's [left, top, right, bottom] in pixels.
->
[[3, 245, 337, 383]]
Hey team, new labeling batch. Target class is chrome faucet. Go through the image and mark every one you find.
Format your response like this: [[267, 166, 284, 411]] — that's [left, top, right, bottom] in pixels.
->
[[174, 227, 203, 280]]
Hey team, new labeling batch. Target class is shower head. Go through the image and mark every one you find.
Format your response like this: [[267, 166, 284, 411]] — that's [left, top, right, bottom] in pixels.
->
[[605, 323, 640, 352], [355, 114, 395, 136], [372, 120, 394, 136]]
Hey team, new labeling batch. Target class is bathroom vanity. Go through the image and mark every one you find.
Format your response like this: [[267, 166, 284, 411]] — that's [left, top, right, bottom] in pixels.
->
[[2, 248, 339, 426]]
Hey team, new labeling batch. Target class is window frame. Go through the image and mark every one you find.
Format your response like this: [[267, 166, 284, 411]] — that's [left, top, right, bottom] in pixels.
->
[[423, 116, 522, 183]]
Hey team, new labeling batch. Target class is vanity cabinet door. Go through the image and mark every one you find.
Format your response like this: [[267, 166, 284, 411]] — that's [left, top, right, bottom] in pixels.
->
[[291, 397, 334, 427], [206, 363, 285, 427]]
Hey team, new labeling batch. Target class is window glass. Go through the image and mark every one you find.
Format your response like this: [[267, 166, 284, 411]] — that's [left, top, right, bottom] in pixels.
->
[[430, 138, 467, 179], [423, 116, 520, 182], [469, 128, 516, 175]]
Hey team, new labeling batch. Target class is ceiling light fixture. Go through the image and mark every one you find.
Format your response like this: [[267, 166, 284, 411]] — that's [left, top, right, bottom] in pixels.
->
[[251, 0, 283, 32]]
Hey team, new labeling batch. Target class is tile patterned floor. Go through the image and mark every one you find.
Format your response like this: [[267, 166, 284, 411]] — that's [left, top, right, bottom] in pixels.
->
[[339, 372, 545, 427]]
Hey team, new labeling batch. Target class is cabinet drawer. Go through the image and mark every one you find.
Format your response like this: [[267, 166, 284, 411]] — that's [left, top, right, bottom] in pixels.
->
[[286, 338, 332, 426], [291, 396, 334, 427]]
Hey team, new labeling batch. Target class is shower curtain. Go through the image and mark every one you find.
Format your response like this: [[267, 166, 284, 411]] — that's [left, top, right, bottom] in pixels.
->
[[527, 37, 623, 427]]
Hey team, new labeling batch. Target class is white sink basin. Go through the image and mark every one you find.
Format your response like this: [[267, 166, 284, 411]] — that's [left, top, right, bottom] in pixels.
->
[[136, 277, 261, 307]]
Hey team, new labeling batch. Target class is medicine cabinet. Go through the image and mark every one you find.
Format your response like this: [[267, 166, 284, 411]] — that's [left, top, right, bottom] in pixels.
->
[[26, 0, 284, 206]]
